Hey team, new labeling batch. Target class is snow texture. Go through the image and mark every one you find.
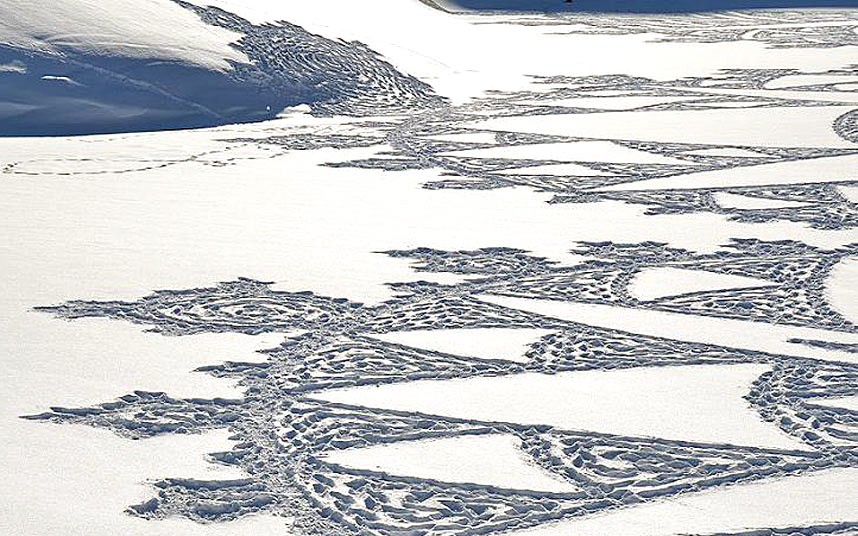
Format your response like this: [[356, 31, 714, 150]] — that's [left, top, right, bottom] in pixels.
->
[[2, 2, 858, 536]]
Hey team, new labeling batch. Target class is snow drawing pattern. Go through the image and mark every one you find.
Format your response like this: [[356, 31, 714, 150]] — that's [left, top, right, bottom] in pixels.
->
[[21, 3, 858, 536], [31, 238, 858, 535], [315, 67, 858, 231], [490, 9, 858, 49]]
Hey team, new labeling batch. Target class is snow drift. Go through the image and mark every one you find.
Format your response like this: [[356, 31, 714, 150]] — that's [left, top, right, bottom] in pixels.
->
[[0, 0, 443, 136]]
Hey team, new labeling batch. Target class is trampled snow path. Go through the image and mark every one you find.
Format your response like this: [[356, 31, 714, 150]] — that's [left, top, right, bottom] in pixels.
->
[[1, 2, 857, 536]]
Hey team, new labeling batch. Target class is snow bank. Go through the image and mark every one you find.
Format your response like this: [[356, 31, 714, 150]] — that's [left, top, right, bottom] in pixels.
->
[[0, 0, 245, 70]]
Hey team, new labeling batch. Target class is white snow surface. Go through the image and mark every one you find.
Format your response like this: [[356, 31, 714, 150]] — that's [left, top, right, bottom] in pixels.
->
[[809, 396, 858, 412], [368, 328, 551, 363], [826, 257, 858, 324], [628, 266, 775, 301], [2, 91, 856, 536], [0, 0, 247, 70], [840, 185, 858, 203], [713, 192, 812, 210], [440, 141, 687, 165], [683, 147, 766, 158], [321, 433, 579, 493], [516, 95, 703, 110], [497, 163, 609, 176]]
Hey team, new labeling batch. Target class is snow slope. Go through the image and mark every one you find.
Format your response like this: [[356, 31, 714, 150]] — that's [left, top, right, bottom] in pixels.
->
[[0, 0, 441, 135], [0, 0, 246, 69]]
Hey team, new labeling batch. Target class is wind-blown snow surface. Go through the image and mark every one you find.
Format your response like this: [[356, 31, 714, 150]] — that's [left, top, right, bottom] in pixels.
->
[[2, 2, 858, 536], [0, 0, 246, 69]]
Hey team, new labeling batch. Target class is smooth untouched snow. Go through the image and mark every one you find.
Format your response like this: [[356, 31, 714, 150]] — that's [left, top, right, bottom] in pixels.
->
[[825, 257, 858, 324], [321, 433, 579, 493], [807, 395, 858, 412], [516, 95, 703, 110], [839, 185, 858, 203], [713, 192, 812, 210], [628, 266, 775, 302], [368, 328, 551, 363], [0, 0, 247, 70], [682, 147, 766, 158], [440, 141, 688, 165], [497, 163, 610, 176]]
